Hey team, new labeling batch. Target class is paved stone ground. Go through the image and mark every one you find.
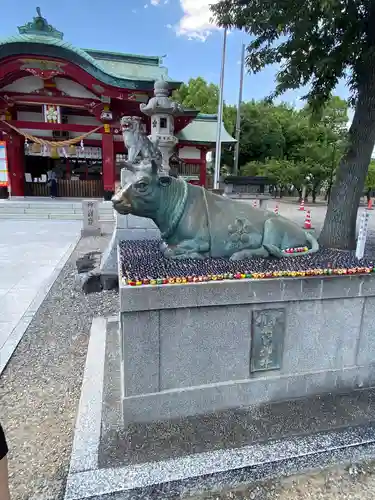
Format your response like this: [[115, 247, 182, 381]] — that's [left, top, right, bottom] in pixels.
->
[[0, 223, 117, 500], [0, 220, 81, 374]]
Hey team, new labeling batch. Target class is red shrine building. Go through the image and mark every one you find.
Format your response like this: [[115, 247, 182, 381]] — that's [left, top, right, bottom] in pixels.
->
[[0, 9, 235, 199]]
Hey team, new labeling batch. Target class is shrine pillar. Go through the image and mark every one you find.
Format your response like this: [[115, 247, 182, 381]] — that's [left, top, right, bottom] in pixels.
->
[[199, 147, 207, 188], [6, 134, 25, 197], [102, 129, 115, 200]]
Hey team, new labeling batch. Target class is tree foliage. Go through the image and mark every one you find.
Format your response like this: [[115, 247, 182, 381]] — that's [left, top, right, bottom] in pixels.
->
[[365, 160, 375, 191], [172, 76, 237, 134], [172, 77, 219, 114], [230, 97, 347, 200], [210, 0, 375, 250], [173, 75, 348, 205]]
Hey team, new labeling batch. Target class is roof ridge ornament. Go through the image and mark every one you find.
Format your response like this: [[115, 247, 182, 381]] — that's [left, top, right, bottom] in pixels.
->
[[18, 7, 64, 40]]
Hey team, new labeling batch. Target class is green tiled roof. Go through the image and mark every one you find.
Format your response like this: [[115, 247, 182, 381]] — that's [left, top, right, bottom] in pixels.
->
[[0, 34, 181, 90], [0, 9, 181, 90], [83, 48, 162, 66], [177, 114, 236, 145]]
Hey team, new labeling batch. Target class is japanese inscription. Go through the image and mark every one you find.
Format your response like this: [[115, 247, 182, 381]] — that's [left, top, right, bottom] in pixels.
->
[[87, 201, 94, 226], [82, 199, 100, 236], [250, 309, 285, 373]]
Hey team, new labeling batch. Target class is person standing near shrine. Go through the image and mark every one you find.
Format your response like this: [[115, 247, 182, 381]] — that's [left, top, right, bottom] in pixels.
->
[[47, 168, 58, 198], [0, 423, 10, 500]]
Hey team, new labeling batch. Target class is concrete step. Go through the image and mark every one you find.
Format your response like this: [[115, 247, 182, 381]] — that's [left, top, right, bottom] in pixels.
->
[[0, 206, 114, 214], [0, 212, 114, 221], [0, 199, 115, 221], [0, 212, 81, 220], [0, 201, 82, 209], [0, 206, 84, 214]]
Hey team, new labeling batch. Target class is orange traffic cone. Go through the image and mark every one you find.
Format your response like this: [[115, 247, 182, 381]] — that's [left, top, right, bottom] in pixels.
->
[[304, 210, 312, 229], [298, 199, 305, 211], [274, 204, 279, 215], [367, 198, 373, 210]]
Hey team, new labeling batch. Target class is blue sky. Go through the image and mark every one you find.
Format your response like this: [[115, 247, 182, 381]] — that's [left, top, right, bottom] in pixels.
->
[[2, 0, 350, 109]]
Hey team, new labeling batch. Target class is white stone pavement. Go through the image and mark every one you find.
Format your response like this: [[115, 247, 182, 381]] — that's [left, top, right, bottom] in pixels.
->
[[0, 219, 81, 375]]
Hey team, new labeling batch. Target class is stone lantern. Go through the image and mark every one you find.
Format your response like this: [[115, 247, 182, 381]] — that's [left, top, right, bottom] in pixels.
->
[[140, 79, 183, 174]]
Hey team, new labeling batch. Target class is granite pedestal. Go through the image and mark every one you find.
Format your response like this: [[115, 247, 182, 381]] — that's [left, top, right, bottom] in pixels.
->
[[65, 316, 375, 500], [99, 213, 159, 285], [120, 273, 375, 424]]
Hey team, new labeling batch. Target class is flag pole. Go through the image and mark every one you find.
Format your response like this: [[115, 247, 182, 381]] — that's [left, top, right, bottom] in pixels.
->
[[233, 43, 245, 176], [213, 27, 228, 190]]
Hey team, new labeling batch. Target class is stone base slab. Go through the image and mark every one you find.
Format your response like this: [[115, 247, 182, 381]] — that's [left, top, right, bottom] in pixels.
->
[[121, 365, 375, 423], [64, 316, 375, 500], [81, 227, 101, 237], [100, 214, 159, 279], [119, 273, 375, 422]]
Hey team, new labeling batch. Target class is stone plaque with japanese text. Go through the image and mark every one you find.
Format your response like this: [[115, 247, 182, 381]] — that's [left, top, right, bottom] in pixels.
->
[[82, 199, 101, 237], [250, 309, 285, 373]]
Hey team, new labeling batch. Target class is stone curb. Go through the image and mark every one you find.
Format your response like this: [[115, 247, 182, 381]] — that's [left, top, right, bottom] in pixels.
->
[[64, 315, 375, 500]]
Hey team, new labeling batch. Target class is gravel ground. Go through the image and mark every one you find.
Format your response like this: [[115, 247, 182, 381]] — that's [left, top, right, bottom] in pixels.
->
[[191, 462, 375, 500], [2, 222, 375, 500], [0, 229, 118, 500]]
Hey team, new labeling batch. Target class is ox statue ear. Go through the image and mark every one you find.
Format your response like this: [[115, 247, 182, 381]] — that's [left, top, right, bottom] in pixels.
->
[[159, 176, 171, 187]]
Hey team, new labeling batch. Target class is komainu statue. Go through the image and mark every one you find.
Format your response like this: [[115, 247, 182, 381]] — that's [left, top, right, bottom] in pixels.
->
[[112, 161, 319, 260], [121, 116, 161, 165]]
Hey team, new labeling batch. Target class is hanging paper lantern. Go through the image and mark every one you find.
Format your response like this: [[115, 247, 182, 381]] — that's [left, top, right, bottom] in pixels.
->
[[31, 142, 41, 154], [50, 147, 59, 159]]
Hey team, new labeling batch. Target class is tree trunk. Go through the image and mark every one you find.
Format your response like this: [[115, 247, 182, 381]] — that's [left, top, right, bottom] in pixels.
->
[[325, 184, 331, 201], [319, 77, 375, 249]]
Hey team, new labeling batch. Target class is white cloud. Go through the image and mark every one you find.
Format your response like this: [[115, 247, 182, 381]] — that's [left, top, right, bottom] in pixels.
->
[[151, 0, 161, 5], [144, 3, 149, 8], [175, 0, 220, 41], [132, 8, 137, 13]]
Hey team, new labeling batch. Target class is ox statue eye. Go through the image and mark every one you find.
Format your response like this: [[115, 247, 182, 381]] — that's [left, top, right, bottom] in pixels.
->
[[135, 181, 148, 190]]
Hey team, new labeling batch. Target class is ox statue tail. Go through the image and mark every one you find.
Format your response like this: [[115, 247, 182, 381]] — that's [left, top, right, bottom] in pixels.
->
[[264, 231, 319, 258]]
